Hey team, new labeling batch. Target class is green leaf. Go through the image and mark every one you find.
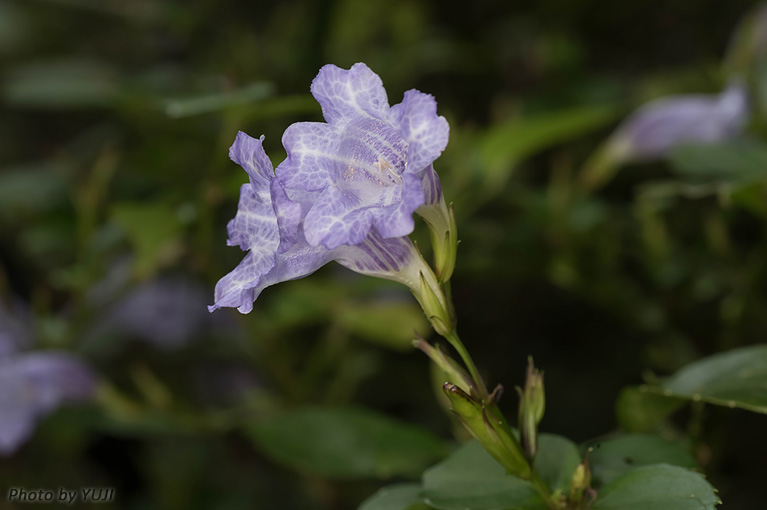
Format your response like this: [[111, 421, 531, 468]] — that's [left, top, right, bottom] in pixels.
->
[[615, 386, 685, 433], [111, 201, 184, 278], [656, 344, 767, 413], [0, 162, 69, 218], [587, 435, 697, 486], [0, 0, 28, 53], [535, 434, 581, 493], [3, 59, 119, 109], [669, 141, 767, 184], [480, 105, 618, 189], [421, 440, 547, 510], [162, 82, 275, 118], [593, 464, 720, 510], [638, 142, 767, 205], [359, 484, 427, 510], [337, 301, 430, 351], [248, 407, 449, 480]]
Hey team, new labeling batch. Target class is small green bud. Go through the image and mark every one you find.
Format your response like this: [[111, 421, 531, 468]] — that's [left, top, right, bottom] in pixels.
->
[[443, 383, 531, 479], [569, 456, 592, 503], [417, 198, 458, 284], [415, 270, 453, 337], [517, 357, 545, 462]]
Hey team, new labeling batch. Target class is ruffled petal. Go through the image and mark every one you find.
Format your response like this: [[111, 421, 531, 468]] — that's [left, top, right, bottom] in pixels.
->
[[390, 90, 449, 176], [270, 179, 303, 253], [371, 173, 426, 238], [210, 250, 277, 313], [259, 230, 335, 288], [226, 183, 280, 253], [214, 133, 283, 312], [310, 63, 390, 125], [217, 228, 338, 311], [277, 122, 338, 191], [303, 186, 373, 249], [229, 132, 274, 185]]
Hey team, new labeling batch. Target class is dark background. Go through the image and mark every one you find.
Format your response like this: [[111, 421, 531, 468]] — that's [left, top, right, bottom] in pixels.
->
[[1, 0, 765, 508]]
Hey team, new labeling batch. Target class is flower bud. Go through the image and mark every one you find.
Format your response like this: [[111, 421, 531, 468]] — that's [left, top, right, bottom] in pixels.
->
[[414, 270, 453, 337], [569, 458, 592, 503], [417, 171, 458, 284], [517, 357, 545, 462], [443, 383, 531, 479]]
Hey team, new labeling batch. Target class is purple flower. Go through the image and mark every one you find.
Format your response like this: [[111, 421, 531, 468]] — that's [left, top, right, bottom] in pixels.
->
[[0, 300, 98, 455], [87, 278, 210, 350], [611, 81, 749, 160], [278, 63, 449, 249], [0, 351, 97, 455], [210, 64, 450, 313]]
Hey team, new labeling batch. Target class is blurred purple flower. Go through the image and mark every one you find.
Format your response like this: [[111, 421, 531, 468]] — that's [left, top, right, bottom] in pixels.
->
[[611, 81, 749, 160], [0, 352, 96, 455], [211, 63, 450, 313], [193, 362, 262, 407], [91, 278, 210, 350], [0, 301, 98, 455]]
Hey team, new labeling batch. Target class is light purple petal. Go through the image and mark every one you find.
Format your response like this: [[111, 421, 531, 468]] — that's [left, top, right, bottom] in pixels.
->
[[210, 251, 274, 313], [370, 173, 426, 238], [614, 81, 749, 160], [278, 117, 409, 192], [303, 186, 374, 249], [260, 230, 335, 288], [286, 114, 415, 247], [310, 63, 390, 125], [421, 165, 444, 206], [390, 90, 450, 176], [211, 133, 282, 313], [270, 178, 303, 253], [226, 183, 279, 253], [226, 133, 280, 253], [335, 228, 417, 276], [277, 122, 338, 191], [229, 131, 274, 185]]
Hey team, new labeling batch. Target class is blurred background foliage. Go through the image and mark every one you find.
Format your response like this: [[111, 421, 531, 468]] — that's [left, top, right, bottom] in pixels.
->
[[1, 0, 767, 508]]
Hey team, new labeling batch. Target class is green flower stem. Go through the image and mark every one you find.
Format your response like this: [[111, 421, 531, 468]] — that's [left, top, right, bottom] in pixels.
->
[[443, 329, 489, 400], [530, 470, 560, 510], [417, 198, 561, 509], [433, 295, 562, 510]]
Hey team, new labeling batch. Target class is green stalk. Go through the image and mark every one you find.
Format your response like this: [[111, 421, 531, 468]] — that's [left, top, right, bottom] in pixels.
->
[[444, 329, 489, 400]]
